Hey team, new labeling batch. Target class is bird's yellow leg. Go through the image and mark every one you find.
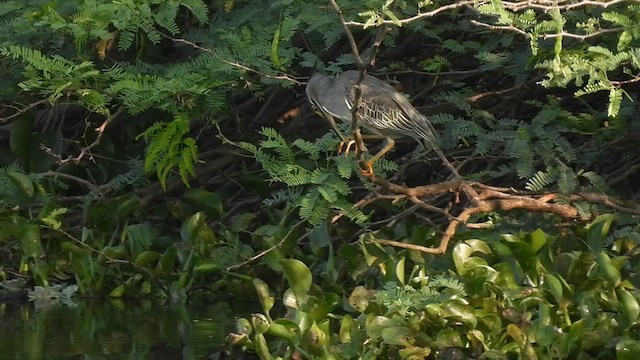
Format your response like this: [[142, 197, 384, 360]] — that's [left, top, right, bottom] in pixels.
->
[[322, 114, 369, 154], [338, 134, 383, 154], [362, 138, 395, 176], [324, 114, 347, 142]]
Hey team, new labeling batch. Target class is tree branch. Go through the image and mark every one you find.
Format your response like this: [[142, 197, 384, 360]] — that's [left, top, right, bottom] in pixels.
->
[[0, 99, 50, 124], [354, 174, 640, 254]]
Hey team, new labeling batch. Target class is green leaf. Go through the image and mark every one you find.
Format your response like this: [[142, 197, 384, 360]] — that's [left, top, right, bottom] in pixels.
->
[[183, 188, 224, 219], [435, 328, 463, 348], [278, 259, 312, 301], [530, 228, 547, 253], [109, 284, 126, 298], [7, 170, 34, 198], [253, 278, 275, 315], [158, 248, 177, 274], [366, 315, 395, 339], [617, 288, 640, 324], [443, 300, 478, 328], [596, 251, 621, 286], [608, 88, 622, 118], [543, 273, 563, 303], [193, 259, 220, 274], [381, 326, 414, 346], [20, 223, 43, 259], [266, 319, 299, 341], [180, 212, 207, 243], [453, 239, 491, 275], [617, 338, 640, 360], [134, 251, 160, 267], [587, 214, 617, 251], [339, 315, 354, 343]]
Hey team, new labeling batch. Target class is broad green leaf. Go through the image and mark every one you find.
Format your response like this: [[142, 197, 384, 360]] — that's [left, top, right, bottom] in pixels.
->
[[230, 213, 256, 232], [183, 188, 224, 219], [365, 315, 395, 339], [493, 262, 520, 289], [266, 319, 299, 341], [617, 338, 640, 360], [399, 346, 431, 359], [453, 239, 491, 275], [302, 322, 328, 355], [339, 315, 354, 343], [587, 214, 616, 249], [617, 288, 640, 324], [20, 223, 43, 259], [426, 303, 445, 323], [544, 273, 563, 303], [506, 323, 526, 347], [381, 326, 414, 346], [278, 259, 312, 301], [180, 212, 206, 243], [443, 300, 477, 328], [193, 259, 220, 274], [7, 170, 34, 198], [597, 251, 621, 286], [253, 278, 274, 315], [158, 247, 177, 274], [109, 284, 125, 298], [435, 328, 463, 348], [134, 250, 160, 267], [529, 228, 547, 253]]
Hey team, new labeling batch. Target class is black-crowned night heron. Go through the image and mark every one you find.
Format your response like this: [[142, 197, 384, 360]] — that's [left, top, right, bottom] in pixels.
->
[[306, 70, 459, 178]]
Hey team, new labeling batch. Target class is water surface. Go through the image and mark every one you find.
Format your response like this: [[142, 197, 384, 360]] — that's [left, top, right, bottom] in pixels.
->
[[0, 298, 249, 360]]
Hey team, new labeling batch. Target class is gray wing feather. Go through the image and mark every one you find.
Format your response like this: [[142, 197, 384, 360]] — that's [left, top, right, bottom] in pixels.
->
[[341, 71, 438, 147]]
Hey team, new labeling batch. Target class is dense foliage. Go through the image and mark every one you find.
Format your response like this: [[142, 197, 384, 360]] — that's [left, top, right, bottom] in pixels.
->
[[1, 0, 640, 358]]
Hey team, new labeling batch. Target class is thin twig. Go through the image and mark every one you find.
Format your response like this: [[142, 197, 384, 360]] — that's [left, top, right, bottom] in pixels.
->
[[344, 1, 475, 27], [471, 20, 623, 41], [329, 0, 368, 165], [500, 0, 635, 12], [330, 0, 391, 172], [226, 220, 306, 271], [39, 171, 100, 192], [164, 34, 302, 85], [0, 99, 50, 123]]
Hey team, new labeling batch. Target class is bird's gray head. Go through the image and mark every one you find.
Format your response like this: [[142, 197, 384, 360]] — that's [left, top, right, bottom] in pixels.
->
[[305, 73, 332, 110]]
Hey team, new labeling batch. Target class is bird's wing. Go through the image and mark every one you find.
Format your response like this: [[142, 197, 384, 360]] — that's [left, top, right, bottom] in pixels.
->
[[343, 75, 438, 146]]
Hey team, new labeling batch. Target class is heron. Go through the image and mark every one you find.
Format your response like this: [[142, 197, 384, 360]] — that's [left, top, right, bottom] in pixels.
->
[[306, 70, 459, 178]]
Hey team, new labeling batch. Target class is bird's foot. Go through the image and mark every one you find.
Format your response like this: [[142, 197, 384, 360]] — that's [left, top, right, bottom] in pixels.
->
[[360, 162, 375, 177], [338, 139, 354, 154], [338, 138, 367, 154]]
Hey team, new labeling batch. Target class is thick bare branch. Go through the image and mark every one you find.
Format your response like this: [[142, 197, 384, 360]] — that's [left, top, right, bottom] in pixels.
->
[[357, 174, 640, 254]]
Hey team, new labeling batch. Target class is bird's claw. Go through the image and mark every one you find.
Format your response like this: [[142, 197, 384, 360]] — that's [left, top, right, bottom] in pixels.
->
[[338, 139, 367, 154], [339, 140, 356, 154], [360, 162, 375, 177]]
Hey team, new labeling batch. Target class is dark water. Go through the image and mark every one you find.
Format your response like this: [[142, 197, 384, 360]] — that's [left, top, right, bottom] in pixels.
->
[[0, 298, 250, 360]]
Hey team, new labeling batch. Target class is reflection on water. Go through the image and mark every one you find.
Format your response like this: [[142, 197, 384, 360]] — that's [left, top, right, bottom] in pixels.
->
[[0, 298, 250, 360]]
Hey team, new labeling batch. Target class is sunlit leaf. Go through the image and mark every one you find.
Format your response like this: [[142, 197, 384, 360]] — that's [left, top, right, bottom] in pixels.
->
[[253, 278, 275, 315], [279, 259, 312, 301]]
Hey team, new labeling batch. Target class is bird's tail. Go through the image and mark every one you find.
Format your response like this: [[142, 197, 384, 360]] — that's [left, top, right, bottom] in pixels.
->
[[414, 114, 439, 147], [416, 114, 460, 179]]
